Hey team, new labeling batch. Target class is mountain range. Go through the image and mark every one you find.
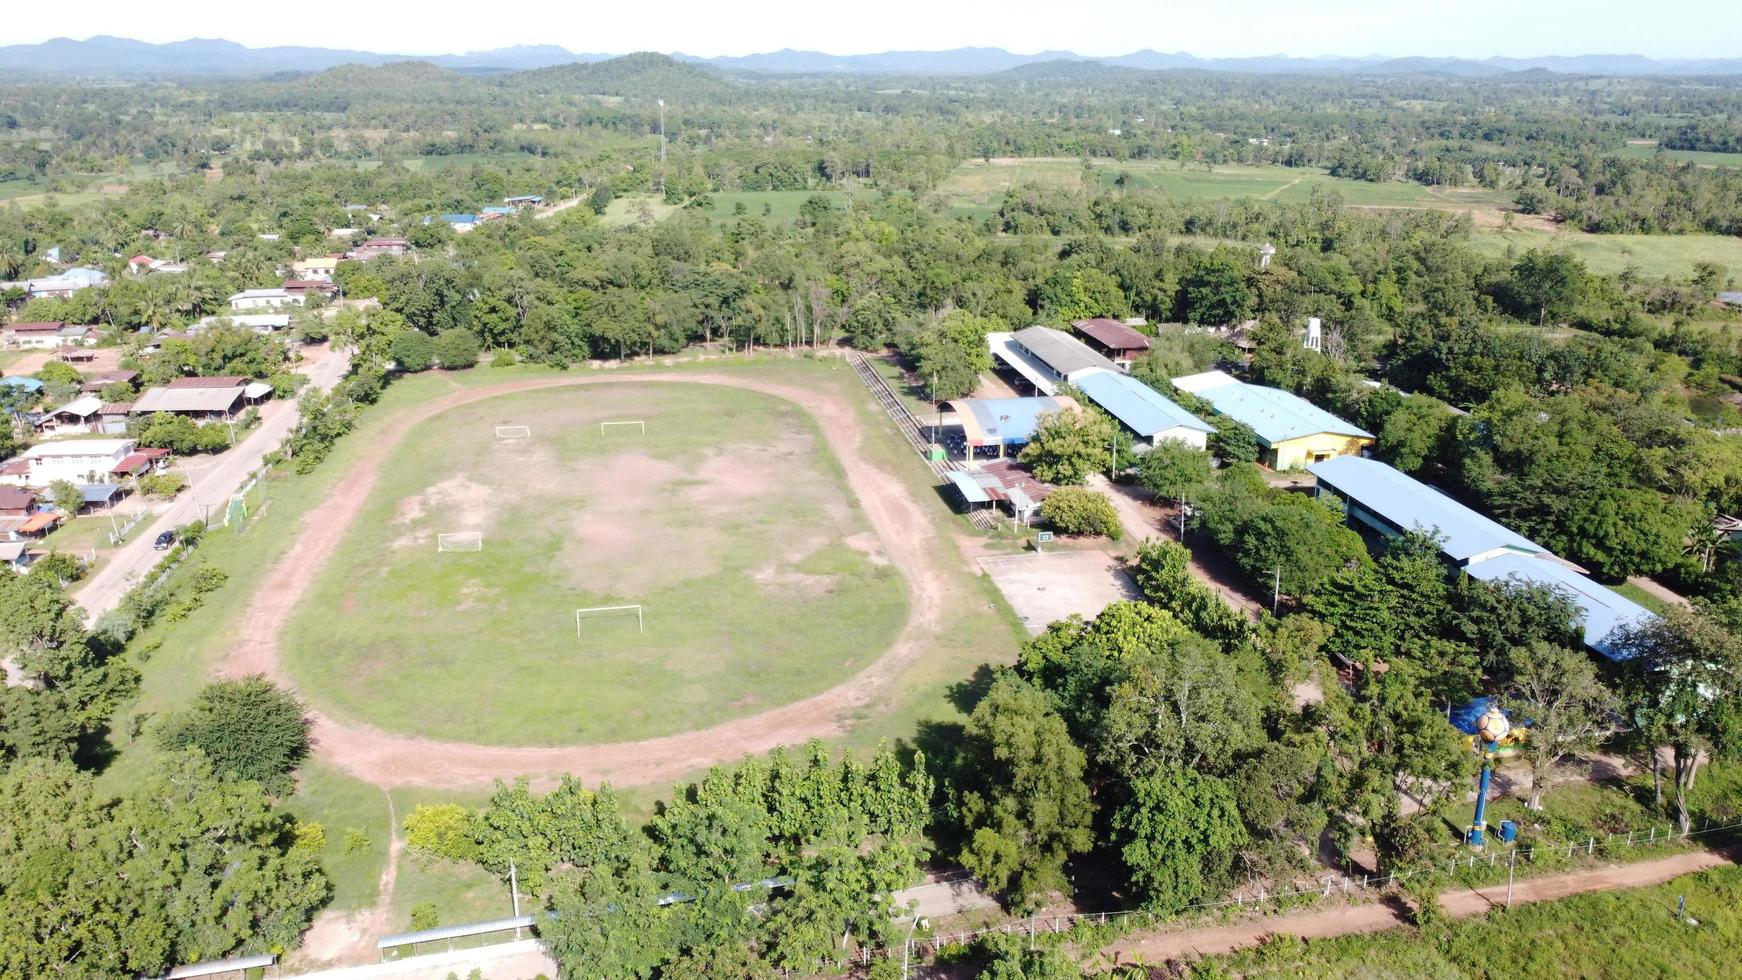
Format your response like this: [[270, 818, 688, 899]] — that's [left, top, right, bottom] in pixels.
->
[[3, 36, 1741, 78]]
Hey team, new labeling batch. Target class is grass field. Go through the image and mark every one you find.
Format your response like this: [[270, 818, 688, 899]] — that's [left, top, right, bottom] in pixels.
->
[[936, 157, 1513, 221], [279, 381, 908, 745], [1198, 862, 1742, 977], [1468, 228, 1742, 278], [1609, 581, 1674, 616], [1614, 142, 1742, 168], [598, 193, 682, 226]]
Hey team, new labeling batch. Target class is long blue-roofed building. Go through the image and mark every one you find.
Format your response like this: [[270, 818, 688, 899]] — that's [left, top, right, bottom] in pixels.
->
[[1307, 454, 1652, 659], [1071, 369, 1215, 450]]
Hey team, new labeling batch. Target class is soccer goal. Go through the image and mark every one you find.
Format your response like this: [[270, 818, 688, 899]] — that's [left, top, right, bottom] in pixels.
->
[[599, 420, 646, 435], [437, 532, 483, 552], [495, 425, 531, 440], [575, 604, 644, 636]]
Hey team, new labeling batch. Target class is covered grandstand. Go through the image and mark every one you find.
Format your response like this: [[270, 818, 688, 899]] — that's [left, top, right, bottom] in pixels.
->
[[944, 395, 1081, 459]]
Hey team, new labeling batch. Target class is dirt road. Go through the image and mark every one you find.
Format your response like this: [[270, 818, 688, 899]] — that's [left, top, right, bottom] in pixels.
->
[[1087, 474, 1261, 616], [1104, 848, 1735, 966], [71, 344, 352, 620], [221, 372, 957, 789]]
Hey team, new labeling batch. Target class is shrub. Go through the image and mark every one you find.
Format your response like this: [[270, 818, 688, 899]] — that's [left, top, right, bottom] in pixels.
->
[[410, 902, 439, 931], [293, 821, 328, 853], [345, 828, 373, 853], [156, 676, 311, 795], [390, 330, 437, 372], [433, 328, 480, 369], [404, 803, 481, 863], [139, 473, 187, 498], [1041, 487, 1123, 540]]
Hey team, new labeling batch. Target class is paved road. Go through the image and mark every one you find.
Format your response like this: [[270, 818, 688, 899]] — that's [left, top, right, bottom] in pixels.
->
[[71, 344, 351, 621]]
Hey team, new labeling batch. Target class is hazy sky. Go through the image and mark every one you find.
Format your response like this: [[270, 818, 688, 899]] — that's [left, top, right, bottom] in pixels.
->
[[3, 0, 1737, 59]]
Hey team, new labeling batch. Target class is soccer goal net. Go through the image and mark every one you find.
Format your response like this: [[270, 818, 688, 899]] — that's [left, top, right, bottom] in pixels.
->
[[495, 425, 531, 440], [575, 604, 644, 636], [599, 420, 646, 435], [437, 532, 483, 552]]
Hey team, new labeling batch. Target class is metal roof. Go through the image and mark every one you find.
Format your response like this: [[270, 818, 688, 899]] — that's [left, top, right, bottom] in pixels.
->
[[77, 483, 123, 503], [988, 332, 1061, 395], [228, 288, 289, 301], [948, 396, 1079, 446], [1309, 455, 1544, 564], [1, 377, 44, 392], [51, 395, 103, 418], [24, 438, 134, 458], [1011, 326, 1120, 378], [1073, 369, 1214, 439], [168, 375, 250, 389], [134, 386, 245, 413], [1171, 371, 1372, 445], [1072, 318, 1151, 352], [1462, 553, 1654, 659], [945, 470, 995, 504]]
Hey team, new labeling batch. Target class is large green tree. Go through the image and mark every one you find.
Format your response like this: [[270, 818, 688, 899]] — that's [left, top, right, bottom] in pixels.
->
[[1112, 766, 1247, 912], [156, 676, 311, 795], [1020, 408, 1117, 485], [954, 672, 1094, 909]]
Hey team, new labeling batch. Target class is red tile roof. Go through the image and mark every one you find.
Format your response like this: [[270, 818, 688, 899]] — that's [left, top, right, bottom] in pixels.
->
[[10, 321, 66, 333]]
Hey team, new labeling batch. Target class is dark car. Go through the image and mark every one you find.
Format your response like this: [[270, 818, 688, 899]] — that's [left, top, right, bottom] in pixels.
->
[[153, 530, 176, 551]]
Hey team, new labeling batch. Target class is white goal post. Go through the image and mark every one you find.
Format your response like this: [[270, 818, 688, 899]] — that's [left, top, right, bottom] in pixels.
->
[[575, 604, 644, 636], [494, 425, 531, 440], [437, 532, 483, 552], [599, 420, 646, 435]]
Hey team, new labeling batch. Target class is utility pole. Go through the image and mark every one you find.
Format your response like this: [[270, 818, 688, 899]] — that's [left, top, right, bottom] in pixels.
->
[[657, 99, 667, 198]]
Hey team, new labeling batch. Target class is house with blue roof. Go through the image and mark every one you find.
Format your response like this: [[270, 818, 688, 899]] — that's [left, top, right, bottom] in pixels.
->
[[1172, 369, 1372, 468], [945, 395, 1081, 459], [1307, 454, 1653, 659], [1071, 369, 1215, 450]]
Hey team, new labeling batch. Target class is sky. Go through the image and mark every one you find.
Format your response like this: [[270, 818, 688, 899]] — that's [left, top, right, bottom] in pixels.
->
[[2, 0, 1738, 60]]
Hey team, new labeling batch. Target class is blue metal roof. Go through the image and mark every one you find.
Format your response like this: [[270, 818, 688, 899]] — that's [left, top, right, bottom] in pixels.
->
[[1188, 378, 1372, 445], [1, 377, 44, 392], [1309, 455, 1544, 563], [944, 470, 994, 504], [1462, 553, 1654, 659], [953, 396, 1071, 446], [1073, 369, 1214, 438], [441, 213, 476, 224]]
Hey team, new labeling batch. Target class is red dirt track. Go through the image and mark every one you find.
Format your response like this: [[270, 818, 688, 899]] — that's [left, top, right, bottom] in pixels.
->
[[223, 372, 952, 789]]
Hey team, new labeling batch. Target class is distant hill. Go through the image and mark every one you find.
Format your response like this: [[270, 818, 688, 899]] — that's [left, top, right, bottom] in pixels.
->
[[511, 52, 728, 97], [1, 36, 1740, 79]]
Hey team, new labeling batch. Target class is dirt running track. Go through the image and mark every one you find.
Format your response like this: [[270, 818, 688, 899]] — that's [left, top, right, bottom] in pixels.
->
[[1103, 847, 1737, 966], [223, 372, 953, 789]]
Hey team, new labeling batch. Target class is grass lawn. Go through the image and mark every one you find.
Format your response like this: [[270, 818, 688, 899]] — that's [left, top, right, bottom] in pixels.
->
[[1609, 581, 1674, 616], [1198, 862, 1742, 977], [284, 762, 395, 913], [280, 380, 908, 745], [598, 193, 682, 227]]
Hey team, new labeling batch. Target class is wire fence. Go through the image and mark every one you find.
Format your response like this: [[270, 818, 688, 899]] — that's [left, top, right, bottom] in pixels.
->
[[854, 815, 1742, 966]]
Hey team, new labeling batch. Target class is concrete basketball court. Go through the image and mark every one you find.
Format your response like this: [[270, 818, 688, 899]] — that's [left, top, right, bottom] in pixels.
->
[[978, 550, 1141, 634]]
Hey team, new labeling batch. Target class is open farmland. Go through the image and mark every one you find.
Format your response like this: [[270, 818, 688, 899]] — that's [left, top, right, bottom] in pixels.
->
[[280, 381, 907, 745]]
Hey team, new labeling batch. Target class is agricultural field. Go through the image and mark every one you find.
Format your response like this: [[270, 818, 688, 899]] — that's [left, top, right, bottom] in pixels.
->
[[936, 157, 1513, 220], [280, 380, 907, 745], [1467, 228, 1742, 278], [1613, 142, 1742, 167]]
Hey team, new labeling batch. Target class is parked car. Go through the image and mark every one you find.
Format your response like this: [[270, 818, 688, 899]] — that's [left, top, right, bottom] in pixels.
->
[[153, 530, 175, 551]]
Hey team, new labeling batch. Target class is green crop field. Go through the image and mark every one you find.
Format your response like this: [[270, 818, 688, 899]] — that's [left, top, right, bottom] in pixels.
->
[[280, 381, 907, 745]]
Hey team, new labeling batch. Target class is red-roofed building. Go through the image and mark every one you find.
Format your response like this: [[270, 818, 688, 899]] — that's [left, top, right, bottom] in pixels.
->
[[1071, 319, 1151, 369], [282, 279, 338, 299]]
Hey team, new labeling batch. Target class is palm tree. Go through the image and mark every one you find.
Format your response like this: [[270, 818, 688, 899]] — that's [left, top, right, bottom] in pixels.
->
[[1685, 514, 1731, 574]]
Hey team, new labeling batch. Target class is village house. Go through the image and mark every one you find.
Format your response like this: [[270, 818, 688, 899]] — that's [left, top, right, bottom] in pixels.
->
[[133, 383, 247, 421], [290, 256, 341, 281], [0, 438, 138, 487], [349, 237, 408, 260], [229, 287, 305, 311], [38, 395, 105, 435]]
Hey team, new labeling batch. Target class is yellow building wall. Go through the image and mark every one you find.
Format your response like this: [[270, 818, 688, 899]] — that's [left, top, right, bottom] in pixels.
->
[[1267, 433, 1374, 470]]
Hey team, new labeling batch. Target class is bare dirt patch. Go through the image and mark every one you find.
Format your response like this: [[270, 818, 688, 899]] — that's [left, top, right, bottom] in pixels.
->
[[390, 474, 494, 550], [979, 551, 1141, 634]]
